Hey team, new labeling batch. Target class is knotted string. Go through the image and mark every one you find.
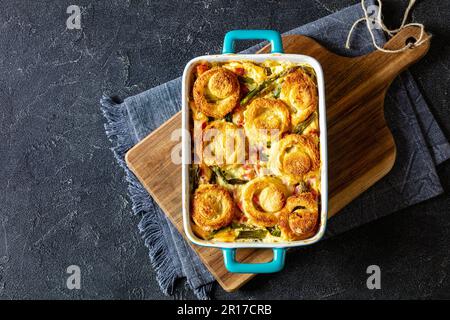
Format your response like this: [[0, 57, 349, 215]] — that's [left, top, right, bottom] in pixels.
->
[[346, 0, 431, 53]]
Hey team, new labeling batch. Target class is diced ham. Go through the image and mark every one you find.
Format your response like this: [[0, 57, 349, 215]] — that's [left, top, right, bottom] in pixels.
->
[[234, 67, 245, 76], [240, 85, 249, 99], [196, 63, 210, 76]]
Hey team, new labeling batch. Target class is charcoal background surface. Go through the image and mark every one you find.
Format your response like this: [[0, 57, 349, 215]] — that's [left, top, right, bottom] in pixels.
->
[[0, 0, 449, 299]]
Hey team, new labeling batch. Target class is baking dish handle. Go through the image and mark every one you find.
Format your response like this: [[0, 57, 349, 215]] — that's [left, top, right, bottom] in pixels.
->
[[222, 30, 284, 54], [222, 248, 286, 273]]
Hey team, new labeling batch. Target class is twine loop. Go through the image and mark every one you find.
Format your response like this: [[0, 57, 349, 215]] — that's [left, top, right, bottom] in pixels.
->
[[346, 0, 431, 53]]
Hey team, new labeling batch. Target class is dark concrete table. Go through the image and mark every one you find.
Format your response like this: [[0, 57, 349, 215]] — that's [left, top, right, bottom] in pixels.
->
[[0, 0, 449, 299]]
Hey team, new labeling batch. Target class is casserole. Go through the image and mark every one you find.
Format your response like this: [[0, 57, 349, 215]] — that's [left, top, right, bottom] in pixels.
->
[[182, 30, 327, 273]]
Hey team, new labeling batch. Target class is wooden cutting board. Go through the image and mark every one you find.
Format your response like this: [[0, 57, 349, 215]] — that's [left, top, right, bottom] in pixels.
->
[[125, 26, 430, 292]]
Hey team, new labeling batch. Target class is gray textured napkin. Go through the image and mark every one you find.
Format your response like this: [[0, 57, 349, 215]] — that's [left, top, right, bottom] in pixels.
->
[[100, 1, 450, 300]]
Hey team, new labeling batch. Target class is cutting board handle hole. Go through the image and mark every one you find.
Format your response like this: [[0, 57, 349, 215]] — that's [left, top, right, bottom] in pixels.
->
[[405, 36, 417, 46]]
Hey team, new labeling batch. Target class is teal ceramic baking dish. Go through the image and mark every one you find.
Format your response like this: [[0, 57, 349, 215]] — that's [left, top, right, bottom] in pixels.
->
[[181, 30, 328, 273]]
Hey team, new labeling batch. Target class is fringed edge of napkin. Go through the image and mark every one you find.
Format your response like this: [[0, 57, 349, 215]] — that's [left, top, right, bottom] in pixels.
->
[[100, 96, 181, 297]]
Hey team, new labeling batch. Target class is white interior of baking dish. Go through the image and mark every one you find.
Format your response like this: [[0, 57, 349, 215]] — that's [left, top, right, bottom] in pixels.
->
[[181, 54, 328, 249]]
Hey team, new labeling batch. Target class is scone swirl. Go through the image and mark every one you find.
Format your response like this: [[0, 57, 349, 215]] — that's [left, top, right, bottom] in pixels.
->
[[270, 134, 320, 182], [279, 193, 319, 241], [280, 69, 317, 127], [243, 98, 290, 145], [192, 184, 234, 232], [202, 121, 245, 166], [241, 177, 288, 227], [193, 67, 240, 118]]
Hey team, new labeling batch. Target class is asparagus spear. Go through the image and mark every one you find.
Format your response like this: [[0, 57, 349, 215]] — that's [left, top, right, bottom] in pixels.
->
[[292, 112, 316, 135], [211, 166, 248, 185], [236, 229, 268, 240], [190, 165, 200, 191], [238, 76, 255, 84], [267, 226, 281, 237], [224, 113, 233, 122], [240, 66, 299, 106]]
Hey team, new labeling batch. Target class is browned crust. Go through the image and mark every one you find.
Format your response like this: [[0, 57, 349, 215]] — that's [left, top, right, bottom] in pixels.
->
[[273, 134, 320, 181], [193, 67, 240, 118], [243, 98, 290, 144], [280, 69, 318, 126], [192, 184, 234, 232], [279, 192, 319, 241], [201, 120, 246, 166], [241, 177, 288, 227]]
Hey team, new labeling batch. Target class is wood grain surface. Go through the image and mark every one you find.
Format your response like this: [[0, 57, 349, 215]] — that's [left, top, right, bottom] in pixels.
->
[[125, 26, 430, 292]]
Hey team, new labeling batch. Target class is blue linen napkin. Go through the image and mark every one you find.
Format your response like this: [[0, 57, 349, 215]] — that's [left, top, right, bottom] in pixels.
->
[[100, 1, 450, 299]]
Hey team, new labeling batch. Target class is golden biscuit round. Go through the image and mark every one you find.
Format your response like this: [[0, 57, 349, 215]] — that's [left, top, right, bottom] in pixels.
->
[[193, 67, 240, 118], [279, 193, 319, 241], [192, 184, 234, 232], [241, 176, 288, 227], [243, 98, 290, 145], [223, 61, 267, 84], [269, 134, 320, 182], [202, 121, 246, 166], [280, 69, 318, 127]]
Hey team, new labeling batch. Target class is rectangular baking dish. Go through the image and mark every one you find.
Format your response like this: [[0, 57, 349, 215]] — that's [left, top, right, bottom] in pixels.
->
[[181, 30, 328, 273]]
